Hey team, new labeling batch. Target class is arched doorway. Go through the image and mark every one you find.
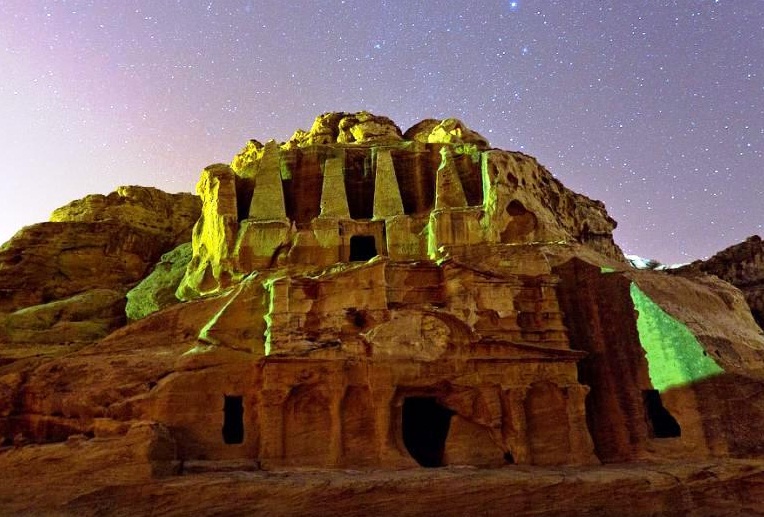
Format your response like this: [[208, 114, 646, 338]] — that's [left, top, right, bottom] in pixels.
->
[[402, 397, 453, 467]]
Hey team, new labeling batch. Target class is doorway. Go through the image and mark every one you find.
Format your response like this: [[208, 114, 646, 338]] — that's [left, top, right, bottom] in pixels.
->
[[402, 397, 453, 467], [349, 235, 378, 261], [643, 389, 681, 438], [223, 395, 244, 444]]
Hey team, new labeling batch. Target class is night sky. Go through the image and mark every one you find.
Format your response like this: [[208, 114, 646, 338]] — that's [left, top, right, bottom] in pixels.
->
[[1, 1, 761, 263]]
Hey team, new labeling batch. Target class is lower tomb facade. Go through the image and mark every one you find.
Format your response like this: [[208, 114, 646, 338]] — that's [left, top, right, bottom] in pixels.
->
[[161, 256, 598, 468]]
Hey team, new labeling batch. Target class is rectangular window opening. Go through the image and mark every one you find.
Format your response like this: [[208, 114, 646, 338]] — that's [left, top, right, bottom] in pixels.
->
[[223, 395, 244, 444], [349, 235, 378, 261]]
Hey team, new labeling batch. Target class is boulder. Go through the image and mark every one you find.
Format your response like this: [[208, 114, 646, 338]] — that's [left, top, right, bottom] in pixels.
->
[[282, 111, 403, 148], [404, 117, 491, 149]]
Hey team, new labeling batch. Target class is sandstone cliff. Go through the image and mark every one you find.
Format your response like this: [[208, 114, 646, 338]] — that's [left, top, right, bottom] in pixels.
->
[[1, 113, 764, 516]]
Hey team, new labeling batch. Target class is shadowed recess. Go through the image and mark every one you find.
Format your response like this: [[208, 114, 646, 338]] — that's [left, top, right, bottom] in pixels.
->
[[453, 149, 483, 206], [642, 389, 681, 438], [279, 149, 324, 226], [349, 235, 378, 262], [344, 148, 375, 219], [402, 397, 454, 468], [390, 148, 437, 215]]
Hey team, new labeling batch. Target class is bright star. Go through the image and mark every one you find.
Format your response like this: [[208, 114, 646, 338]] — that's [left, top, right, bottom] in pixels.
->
[[509, 1, 519, 11]]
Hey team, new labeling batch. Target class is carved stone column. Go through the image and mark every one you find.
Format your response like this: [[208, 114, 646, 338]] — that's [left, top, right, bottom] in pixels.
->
[[564, 384, 599, 464], [501, 386, 530, 464]]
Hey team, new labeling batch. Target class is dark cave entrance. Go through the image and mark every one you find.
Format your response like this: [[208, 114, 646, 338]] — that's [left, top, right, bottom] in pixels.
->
[[642, 390, 681, 438], [402, 397, 454, 467], [349, 235, 378, 261], [222, 395, 244, 444]]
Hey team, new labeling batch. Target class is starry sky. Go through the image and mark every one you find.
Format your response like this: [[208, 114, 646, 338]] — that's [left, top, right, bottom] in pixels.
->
[[0, 1, 761, 263]]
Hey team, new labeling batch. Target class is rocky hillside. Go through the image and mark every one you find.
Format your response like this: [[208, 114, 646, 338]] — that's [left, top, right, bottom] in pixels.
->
[[0, 186, 200, 343], [680, 235, 764, 328]]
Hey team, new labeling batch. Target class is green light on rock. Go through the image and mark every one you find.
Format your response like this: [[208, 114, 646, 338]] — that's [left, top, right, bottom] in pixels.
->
[[630, 282, 723, 391]]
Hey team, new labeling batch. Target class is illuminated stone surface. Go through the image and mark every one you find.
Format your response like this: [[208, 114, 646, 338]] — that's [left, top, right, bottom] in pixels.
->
[[631, 282, 724, 391], [125, 243, 194, 321]]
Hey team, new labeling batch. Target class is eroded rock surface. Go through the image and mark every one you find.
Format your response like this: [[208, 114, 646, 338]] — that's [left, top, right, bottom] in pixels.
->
[[0, 288, 126, 344], [51, 185, 200, 247], [126, 243, 193, 321], [680, 235, 764, 328], [0, 421, 177, 513]]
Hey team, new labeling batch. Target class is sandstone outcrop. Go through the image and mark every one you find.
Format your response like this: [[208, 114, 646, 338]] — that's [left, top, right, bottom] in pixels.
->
[[51, 185, 200, 247], [0, 288, 126, 344], [0, 187, 200, 342], [125, 243, 193, 321], [0, 421, 177, 513], [2, 112, 764, 515], [551, 248, 764, 463], [680, 235, 764, 329]]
